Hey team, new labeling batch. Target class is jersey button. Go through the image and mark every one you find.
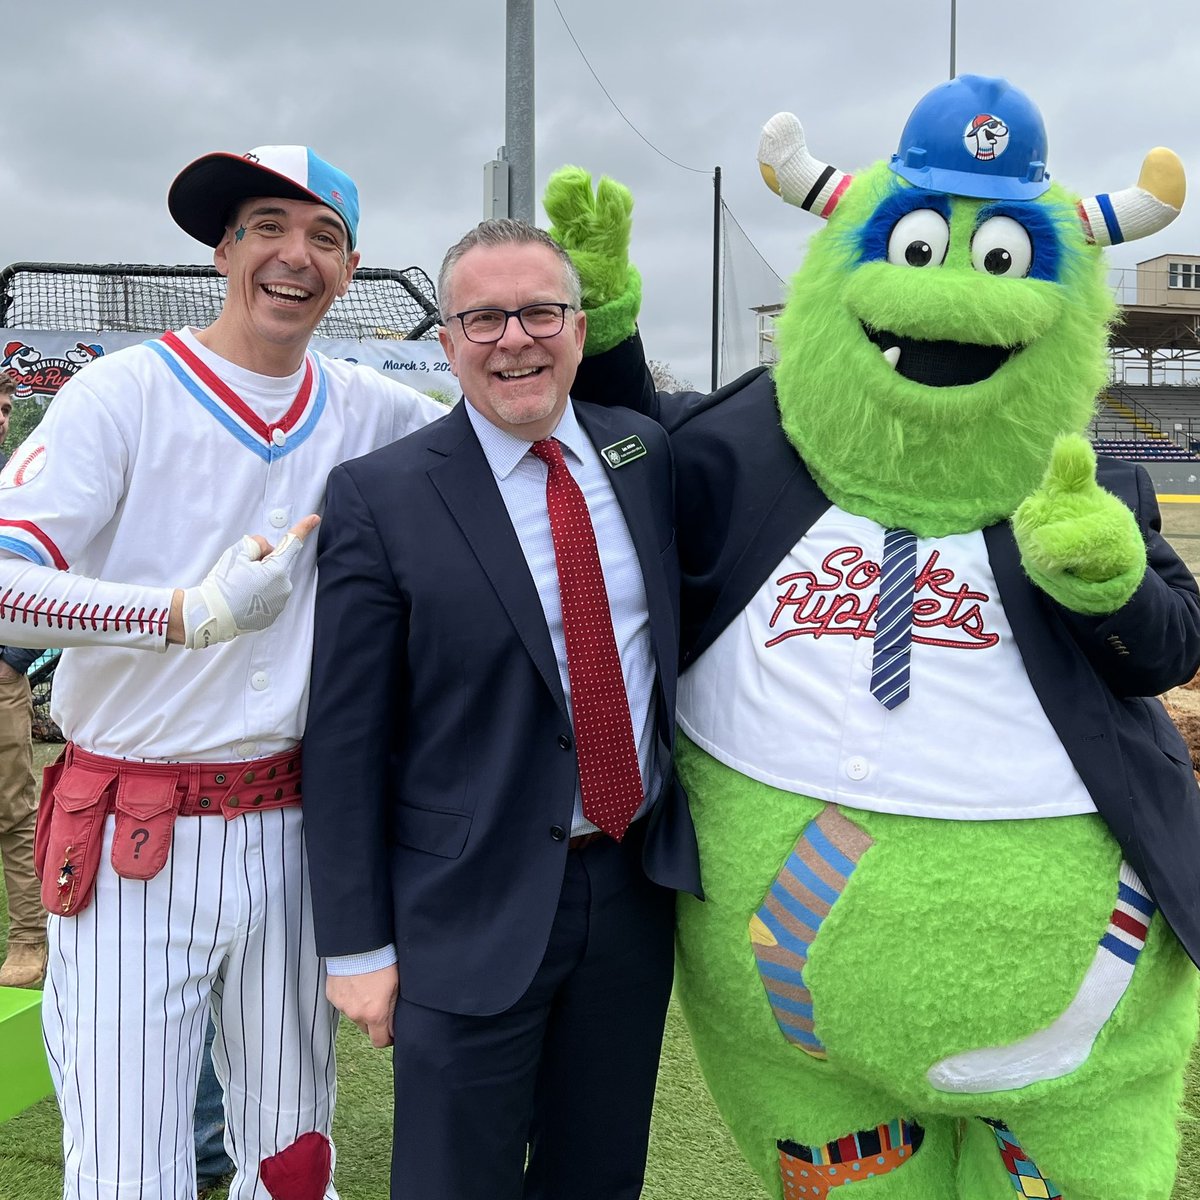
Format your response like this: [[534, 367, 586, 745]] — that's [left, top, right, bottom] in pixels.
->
[[236, 741, 258, 757], [271, 428, 287, 447], [251, 672, 269, 691], [269, 508, 288, 529], [845, 756, 870, 781], [549, 825, 567, 841]]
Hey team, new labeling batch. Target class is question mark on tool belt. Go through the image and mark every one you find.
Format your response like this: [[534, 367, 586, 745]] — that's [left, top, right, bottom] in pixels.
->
[[131, 828, 150, 859]]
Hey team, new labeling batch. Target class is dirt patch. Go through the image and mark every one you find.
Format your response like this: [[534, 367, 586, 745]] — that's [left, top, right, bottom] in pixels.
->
[[1163, 675, 1200, 780]]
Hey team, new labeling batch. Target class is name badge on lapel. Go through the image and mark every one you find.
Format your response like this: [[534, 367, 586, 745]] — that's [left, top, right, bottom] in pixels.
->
[[600, 435, 647, 469]]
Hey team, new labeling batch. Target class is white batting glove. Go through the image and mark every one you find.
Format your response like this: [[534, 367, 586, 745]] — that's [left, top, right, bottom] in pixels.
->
[[182, 533, 306, 650]]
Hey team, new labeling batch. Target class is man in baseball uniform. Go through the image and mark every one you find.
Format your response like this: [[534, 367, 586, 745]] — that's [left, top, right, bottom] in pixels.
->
[[0, 146, 443, 1199]]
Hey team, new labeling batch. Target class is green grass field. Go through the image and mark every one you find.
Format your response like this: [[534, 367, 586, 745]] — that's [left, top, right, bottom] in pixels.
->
[[2, 735, 1199, 1198]]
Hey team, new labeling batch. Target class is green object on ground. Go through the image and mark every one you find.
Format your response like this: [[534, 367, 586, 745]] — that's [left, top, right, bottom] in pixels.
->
[[0, 986, 52, 1124]]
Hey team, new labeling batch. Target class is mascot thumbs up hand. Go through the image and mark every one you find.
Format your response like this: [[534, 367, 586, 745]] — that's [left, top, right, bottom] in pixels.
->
[[1014, 433, 1148, 613]]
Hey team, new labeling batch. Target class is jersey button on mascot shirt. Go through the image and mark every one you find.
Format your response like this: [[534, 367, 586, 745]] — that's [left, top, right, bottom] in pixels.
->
[[549, 74, 1198, 1200]]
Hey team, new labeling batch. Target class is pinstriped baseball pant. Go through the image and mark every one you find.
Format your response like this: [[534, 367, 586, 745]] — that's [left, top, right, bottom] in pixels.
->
[[43, 807, 338, 1200]]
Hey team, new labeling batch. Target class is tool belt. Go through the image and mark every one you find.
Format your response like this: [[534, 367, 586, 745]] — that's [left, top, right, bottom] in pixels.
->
[[34, 742, 302, 917]]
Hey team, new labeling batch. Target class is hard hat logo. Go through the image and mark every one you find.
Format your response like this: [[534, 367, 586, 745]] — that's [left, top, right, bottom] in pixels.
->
[[885, 75, 1050, 200], [965, 115, 1009, 162]]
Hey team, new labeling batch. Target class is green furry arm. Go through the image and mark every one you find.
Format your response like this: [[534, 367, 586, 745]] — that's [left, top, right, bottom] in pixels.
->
[[1012, 434, 1147, 615], [544, 166, 642, 356]]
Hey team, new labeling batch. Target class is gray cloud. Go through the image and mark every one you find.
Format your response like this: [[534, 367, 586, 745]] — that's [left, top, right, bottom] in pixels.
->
[[5, 0, 1195, 388]]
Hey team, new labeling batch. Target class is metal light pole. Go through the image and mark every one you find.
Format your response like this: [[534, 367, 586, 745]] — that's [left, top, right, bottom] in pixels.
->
[[949, 0, 957, 79], [711, 166, 721, 391], [493, 0, 534, 223]]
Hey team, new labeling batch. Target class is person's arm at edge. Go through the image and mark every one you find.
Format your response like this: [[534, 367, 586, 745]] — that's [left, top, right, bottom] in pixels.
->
[[302, 462, 406, 1048]]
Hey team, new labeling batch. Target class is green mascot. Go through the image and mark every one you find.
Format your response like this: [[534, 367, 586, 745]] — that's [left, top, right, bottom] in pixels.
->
[[549, 74, 1200, 1199]]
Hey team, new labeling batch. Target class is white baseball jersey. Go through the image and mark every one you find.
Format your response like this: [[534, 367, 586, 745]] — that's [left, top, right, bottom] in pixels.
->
[[0, 326, 445, 761], [680, 506, 1095, 820], [0, 327, 444, 1200]]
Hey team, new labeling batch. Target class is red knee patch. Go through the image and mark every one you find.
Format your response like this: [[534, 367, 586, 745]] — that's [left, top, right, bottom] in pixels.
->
[[777, 1119, 922, 1196], [259, 1131, 332, 1200]]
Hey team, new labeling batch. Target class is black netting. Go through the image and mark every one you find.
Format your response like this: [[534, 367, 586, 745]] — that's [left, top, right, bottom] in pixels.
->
[[0, 263, 441, 340], [28, 650, 63, 743]]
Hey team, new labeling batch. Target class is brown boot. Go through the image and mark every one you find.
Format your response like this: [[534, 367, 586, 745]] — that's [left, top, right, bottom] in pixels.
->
[[0, 940, 47, 988]]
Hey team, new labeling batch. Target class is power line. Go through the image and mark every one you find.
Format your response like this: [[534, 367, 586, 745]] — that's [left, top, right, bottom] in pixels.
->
[[551, 1, 710, 176]]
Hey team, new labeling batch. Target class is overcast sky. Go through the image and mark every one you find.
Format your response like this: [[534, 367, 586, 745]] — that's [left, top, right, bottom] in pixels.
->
[[5, 0, 1196, 389]]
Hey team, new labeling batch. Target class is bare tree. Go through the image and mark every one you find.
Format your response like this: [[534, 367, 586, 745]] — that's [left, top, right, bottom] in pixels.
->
[[648, 360, 692, 394]]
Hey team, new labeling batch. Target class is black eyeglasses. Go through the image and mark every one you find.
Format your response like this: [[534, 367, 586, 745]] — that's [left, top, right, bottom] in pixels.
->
[[450, 302, 573, 344]]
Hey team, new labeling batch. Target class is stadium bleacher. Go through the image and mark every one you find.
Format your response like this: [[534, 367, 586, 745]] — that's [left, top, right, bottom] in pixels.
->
[[1092, 438, 1198, 462], [1089, 384, 1200, 462]]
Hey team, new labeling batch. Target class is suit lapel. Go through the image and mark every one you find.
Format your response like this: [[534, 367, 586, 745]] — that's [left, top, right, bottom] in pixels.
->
[[575, 403, 675, 687], [426, 403, 567, 716]]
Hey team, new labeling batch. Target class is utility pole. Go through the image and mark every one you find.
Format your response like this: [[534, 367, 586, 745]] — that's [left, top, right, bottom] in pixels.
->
[[949, 0, 957, 79], [711, 167, 721, 391], [486, 0, 536, 221]]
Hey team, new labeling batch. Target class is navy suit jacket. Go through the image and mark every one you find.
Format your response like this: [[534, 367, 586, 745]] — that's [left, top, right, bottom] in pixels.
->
[[574, 338, 1200, 967], [303, 398, 701, 1017]]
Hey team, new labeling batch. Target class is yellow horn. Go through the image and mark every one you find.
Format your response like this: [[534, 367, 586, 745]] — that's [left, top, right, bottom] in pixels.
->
[[1137, 147, 1186, 210]]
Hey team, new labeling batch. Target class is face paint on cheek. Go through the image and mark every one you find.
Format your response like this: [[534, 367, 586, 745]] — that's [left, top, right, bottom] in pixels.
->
[[234, 226, 246, 242]]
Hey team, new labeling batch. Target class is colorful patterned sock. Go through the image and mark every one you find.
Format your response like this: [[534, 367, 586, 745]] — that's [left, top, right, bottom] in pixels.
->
[[928, 861, 1154, 1092], [981, 1119, 1063, 1199], [777, 1119, 923, 1197], [750, 805, 873, 1058]]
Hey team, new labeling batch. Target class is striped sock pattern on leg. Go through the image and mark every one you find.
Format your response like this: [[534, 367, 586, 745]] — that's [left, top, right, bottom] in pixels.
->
[[982, 1119, 1062, 1199], [778, 1119, 923, 1197], [928, 860, 1156, 1094], [1101, 866, 1155, 965], [749, 805, 873, 1058]]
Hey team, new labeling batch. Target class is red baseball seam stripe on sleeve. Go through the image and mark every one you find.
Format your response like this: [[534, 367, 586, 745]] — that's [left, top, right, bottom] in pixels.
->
[[0, 520, 69, 570], [0, 590, 168, 635]]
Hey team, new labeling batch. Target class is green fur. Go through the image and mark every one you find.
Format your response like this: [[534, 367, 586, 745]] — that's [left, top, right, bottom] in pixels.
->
[[578, 265, 643, 356], [772, 165, 1115, 538], [543, 166, 641, 354], [675, 735, 1198, 1199], [1013, 434, 1148, 613]]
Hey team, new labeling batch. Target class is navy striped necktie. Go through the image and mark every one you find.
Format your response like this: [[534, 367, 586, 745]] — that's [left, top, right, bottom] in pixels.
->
[[870, 528, 918, 710]]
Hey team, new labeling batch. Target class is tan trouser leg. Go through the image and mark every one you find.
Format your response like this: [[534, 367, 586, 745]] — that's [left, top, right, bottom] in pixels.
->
[[0, 673, 45, 944]]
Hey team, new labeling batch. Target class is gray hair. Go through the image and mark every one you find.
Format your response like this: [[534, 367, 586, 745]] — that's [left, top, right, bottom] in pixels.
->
[[437, 219, 582, 321]]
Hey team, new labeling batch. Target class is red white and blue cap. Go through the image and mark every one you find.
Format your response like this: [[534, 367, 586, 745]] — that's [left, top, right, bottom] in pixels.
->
[[168, 145, 360, 249]]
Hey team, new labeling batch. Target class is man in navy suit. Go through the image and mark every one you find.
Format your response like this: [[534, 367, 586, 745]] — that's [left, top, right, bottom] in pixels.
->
[[302, 219, 701, 1200]]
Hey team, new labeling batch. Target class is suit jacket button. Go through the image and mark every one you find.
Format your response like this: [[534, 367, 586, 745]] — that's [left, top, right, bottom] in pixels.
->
[[557, 734, 572, 750], [549, 825, 567, 841]]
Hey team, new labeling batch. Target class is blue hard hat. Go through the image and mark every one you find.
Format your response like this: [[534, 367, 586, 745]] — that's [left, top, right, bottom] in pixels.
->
[[889, 75, 1050, 200]]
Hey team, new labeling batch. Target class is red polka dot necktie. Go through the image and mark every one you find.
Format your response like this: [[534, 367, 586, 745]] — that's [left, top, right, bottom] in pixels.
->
[[530, 438, 644, 840]]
